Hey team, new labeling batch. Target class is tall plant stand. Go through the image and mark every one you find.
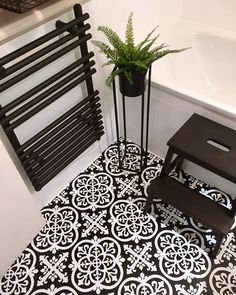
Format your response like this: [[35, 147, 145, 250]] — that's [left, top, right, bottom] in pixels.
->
[[112, 65, 152, 174]]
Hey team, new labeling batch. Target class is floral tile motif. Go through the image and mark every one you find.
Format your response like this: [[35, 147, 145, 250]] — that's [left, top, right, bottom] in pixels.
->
[[214, 232, 236, 264], [1, 141, 236, 295], [31, 206, 80, 254], [116, 175, 142, 198], [0, 249, 38, 295], [81, 210, 109, 237], [175, 282, 207, 295], [155, 203, 188, 227], [209, 262, 236, 295], [71, 172, 115, 211], [124, 242, 157, 274], [31, 285, 78, 295], [70, 236, 124, 294], [37, 253, 69, 286], [117, 272, 173, 295], [155, 228, 211, 283], [199, 188, 232, 209], [109, 197, 158, 243]]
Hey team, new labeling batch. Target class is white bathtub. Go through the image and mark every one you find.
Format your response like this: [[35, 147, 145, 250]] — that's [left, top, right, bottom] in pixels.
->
[[152, 20, 236, 119]]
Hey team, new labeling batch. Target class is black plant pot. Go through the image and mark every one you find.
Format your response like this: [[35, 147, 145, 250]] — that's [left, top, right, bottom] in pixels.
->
[[119, 70, 147, 97]]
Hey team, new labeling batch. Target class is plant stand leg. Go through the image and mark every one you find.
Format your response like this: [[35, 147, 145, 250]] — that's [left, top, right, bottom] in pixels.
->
[[122, 94, 127, 163], [112, 79, 122, 168], [145, 65, 152, 167], [140, 92, 145, 172]]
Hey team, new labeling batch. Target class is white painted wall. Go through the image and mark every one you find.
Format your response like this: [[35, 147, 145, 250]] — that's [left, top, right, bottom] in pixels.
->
[[0, 139, 45, 278], [124, 0, 183, 36], [182, 0, 236, 33]]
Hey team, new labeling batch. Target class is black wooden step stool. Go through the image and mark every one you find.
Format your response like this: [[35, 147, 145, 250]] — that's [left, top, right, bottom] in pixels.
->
[[145, 113, 236, 257]]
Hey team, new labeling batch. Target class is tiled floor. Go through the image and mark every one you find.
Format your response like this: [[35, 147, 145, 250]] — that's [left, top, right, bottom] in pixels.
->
[[1, 141, 236, 295]]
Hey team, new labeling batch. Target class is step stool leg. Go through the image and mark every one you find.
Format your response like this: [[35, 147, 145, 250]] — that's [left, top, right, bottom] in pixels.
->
[[160, 147, 174, 177], [176, 157, 184, 171], [212, 234, 224, 258], [144, 192, 155, 213]]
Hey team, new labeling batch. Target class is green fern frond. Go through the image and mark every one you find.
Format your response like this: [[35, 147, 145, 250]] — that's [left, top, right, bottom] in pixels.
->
[[153, 47, 191, 61], [97, 26, 128, 57], [91, 40, 116, 59], [125, 12, 135, 55], [145, 44, 169, 58], [135, 26, 159, 51], [124, 71, 133, 84], [102, 60, 116, 67], [135, 36, 160, 60], [150, 43, 168, 53], [128, 60, 149, 70], [105, 68, 126, 87]]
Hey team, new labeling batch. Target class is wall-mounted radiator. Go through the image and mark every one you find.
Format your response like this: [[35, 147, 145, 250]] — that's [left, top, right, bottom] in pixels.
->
[[0, 4, 104, 191]]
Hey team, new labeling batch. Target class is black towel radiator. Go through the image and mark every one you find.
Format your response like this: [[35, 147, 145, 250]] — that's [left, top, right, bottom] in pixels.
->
[[0, 4, 104, 191]]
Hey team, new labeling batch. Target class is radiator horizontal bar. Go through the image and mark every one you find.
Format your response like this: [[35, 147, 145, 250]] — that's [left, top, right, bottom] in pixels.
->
[[0, 13, 89, 67], [26, 119, 103, 174], [0, 34, 92, 92], [22, 113, 102, 170], [2, 24, 91, 78], [6, 68, 96, 131], [22, 109, 102, 165], [30, 124, 104, 179], [2, 61, 95, 125], [16, 90, 99, 153], [0, 52, 94, 116], [34, 131, 104, 191], [20, 106, 101, 162]]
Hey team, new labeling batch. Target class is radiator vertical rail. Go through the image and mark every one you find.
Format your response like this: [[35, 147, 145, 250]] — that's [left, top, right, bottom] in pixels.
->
[[74, 4, 95, 96], [0, 4, 104, 191], [0, 105, 21, 150]]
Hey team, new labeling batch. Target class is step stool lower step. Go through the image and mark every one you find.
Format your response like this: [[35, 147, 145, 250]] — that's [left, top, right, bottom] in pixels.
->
[[147, 176, 234, 236]]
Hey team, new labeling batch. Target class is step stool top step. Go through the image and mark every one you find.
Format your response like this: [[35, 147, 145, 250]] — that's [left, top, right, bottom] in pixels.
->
[[168, 113, 236, 183], [148, 175, 234, 236]]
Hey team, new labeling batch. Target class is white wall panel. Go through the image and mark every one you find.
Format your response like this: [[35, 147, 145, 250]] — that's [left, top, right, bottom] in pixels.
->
[[182, 0, 236, 33], [0, 140, 45, 278]]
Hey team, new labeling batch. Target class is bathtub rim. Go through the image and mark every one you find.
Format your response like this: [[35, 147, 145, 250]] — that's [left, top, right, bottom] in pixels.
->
[[151, 80, 236, 121]]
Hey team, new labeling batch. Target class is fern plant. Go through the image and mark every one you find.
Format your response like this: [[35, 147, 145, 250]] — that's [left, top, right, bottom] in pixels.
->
[[92, 12, 189, 87]]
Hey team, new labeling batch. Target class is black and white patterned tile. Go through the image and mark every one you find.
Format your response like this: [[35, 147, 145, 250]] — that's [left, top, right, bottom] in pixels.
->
[[1, 140, 236, 295]]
